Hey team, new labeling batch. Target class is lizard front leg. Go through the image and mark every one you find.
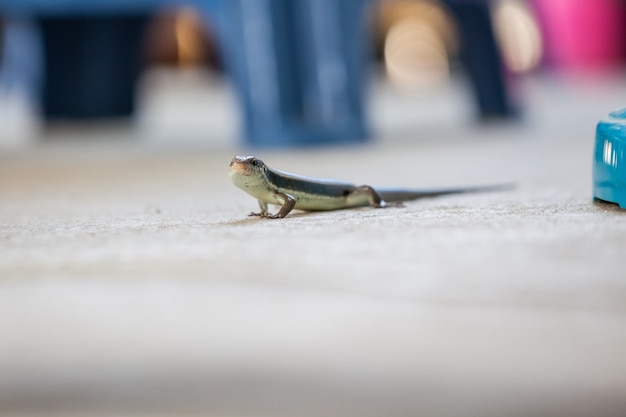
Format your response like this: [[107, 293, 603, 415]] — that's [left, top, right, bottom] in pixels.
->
[[249, 193, 296, 219], [249, 199, 269, 217]]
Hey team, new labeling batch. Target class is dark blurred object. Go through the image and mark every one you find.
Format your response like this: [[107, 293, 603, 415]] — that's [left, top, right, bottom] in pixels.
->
[[143, 8, 220, 70], [218, 0, 371, 147], [445, 0, 512, 118], [40, 15, 148, 119]]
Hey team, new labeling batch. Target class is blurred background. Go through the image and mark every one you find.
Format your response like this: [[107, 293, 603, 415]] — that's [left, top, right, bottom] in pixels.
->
[[1, 0, 625, 149], [3, 1, 626, 417]]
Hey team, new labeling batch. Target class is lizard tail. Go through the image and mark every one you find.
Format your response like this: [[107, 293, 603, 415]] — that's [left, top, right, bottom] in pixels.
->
[[377, 183, 514, 203]]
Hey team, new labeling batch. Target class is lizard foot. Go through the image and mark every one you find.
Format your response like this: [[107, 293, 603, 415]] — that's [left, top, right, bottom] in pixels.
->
[[249, 212, 285, 219]]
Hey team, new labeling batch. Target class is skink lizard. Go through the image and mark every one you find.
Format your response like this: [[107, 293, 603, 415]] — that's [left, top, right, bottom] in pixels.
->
[[229, 155, 509, 219]]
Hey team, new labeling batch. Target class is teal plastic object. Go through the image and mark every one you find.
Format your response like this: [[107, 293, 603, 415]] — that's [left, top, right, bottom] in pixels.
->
[[593, 109, 626, 208]]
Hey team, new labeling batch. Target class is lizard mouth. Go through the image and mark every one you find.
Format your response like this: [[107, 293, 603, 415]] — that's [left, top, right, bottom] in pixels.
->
[[229, 160, 249, 175], [229, 156, 256, 176]]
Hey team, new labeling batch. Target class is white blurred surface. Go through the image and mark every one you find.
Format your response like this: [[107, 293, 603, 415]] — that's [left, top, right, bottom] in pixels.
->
[[2, 71, 626, 417]]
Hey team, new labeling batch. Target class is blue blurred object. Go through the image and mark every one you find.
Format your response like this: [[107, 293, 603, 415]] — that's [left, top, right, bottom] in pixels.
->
[[216, 0, 370, 147], [0, 0, 171, 15], [593, 109, 626, 209], [0, 17, 42, 99]]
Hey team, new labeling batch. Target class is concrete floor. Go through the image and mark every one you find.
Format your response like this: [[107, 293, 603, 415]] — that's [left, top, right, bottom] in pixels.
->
[[1, 72, 626, 417]]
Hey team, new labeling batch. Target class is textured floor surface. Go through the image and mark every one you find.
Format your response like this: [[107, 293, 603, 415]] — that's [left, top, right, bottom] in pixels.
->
[[1, 74, 626, 417]]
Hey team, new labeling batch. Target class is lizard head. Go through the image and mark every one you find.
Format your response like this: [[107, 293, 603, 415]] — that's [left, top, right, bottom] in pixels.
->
[[228, 155, 268, 190]]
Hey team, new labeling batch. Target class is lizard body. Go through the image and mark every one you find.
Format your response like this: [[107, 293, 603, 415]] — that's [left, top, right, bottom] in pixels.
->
[[229, 155, 509, 218]]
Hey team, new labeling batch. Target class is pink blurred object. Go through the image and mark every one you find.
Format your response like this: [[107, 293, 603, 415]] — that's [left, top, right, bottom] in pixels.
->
[[531, 0, 626, 70]]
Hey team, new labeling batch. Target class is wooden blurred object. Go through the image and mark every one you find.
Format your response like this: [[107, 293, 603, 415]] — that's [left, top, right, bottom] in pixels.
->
[[143, 8, 220, 70]]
